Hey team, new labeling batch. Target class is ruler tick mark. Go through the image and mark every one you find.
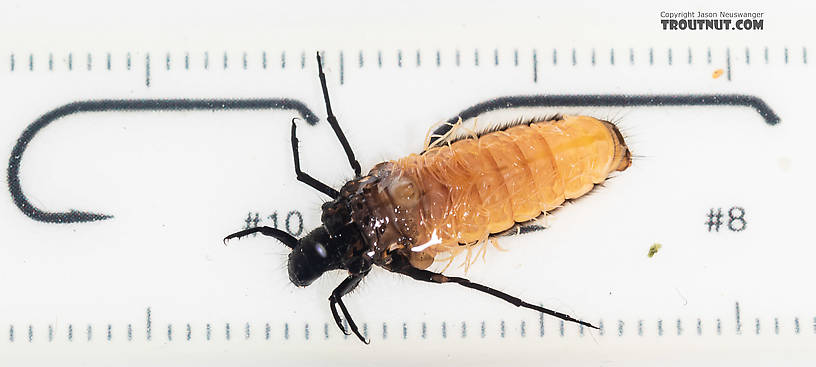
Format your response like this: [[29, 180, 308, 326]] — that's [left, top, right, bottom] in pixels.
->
[[559, 320, 564, 337], [185, 52, 189, 70], [726, 48, 732, 81], [532, 49, 538, 83], [462, 321, 467, 338], [795, 317, 801, 334], [638, 320, 643, 336], [774, 317, 779, 335], [658, 319, 663, 336], [281, 51, 286, 69], [571, 48, 576, 66], [598, 320, 604, 336], [301, 51, 305, 69], [87, 53, 92, 71], [48, 325, 53, 342], [284, 323, 289, 340], [106, 53, 111, 70], [127, 324, 132, 341], [204, 52, 209, 70], [677, 319, 682, 335], [591, 48, 596, 66], [785, 47, 789, 64], [146, 307, 152, 340], [617, 320, 623, 336], [610, 48, 615, 65], [804, 47, 808, 64], [398, 50, 403, 68], [225, 323, 231, 340], [262, 51, 267, 69], [474, 49, 479, 66], [553, 48, 557, 65], [735, 302, 741, 334], [442, 322, 447, 339], [266, 323, 271, 340], [481, 321, 485, 338], [68, 324, 73, 341], [9, 53, 14, 71], [245, 322, 250, 340], [707, 47, 712, 64], [688, 47, 692, 64], [764, 47, 769, 64], [745, 47, 750, 65], [494, 48, 498, 66], [127, 52, 132, 70], [514, 49, 519, 66], [520, 321, 526, 337], [107, 324, 111, 341], [145, 53, 151, 87], [223, 52, 228, 69], [382, 322, 387, 340], [377, 50, 382, 68], [304, 323, 309, 340], [716, 318, 722, 335], [649, 47, 654, 65], [68, 53, 73, 70], [28, 54, 33, 71], [340, 51, 344, 85], [755, 318, 760, 335], [242, 52, 247, 70], [186, 324, 191, 341], [501, 320, 506, 338], [358, 50, 363, 68], [167, 324, 172, 341], [402, 322, 407, 339], [49, 53, 53, 71], [166, 53, 170, 70], [697, 319, 702, 335], [416, 49, 421, 67], [206, 323, 211, 341], [668, 48, 673, 65], [629, 48, 634, 65], [421, 322, 426, 339], [455, 49, 460, 67], [436, 50, 440, 67]]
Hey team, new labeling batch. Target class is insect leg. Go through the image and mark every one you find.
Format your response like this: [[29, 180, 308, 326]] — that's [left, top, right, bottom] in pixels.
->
[[291, 119, 340, 199], [222, 226, 298, 249], [328, 274, 368, 343], [394, 265, 599, 330], [316, 52, 362, 178]]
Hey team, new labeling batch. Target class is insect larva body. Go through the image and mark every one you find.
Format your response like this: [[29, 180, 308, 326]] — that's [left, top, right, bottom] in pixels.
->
[[226, 52, 631, 343], [342, 115, 632, 269]]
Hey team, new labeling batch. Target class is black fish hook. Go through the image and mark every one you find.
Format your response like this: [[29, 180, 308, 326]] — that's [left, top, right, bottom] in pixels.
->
[[7, 98, 319, 224]]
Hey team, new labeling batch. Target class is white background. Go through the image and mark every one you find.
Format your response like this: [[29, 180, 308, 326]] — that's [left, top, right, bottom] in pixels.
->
[[0, 0, 813, 366]]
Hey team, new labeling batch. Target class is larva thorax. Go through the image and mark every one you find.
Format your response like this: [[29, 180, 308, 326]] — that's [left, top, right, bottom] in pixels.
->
[[323, 115, 631, 270]]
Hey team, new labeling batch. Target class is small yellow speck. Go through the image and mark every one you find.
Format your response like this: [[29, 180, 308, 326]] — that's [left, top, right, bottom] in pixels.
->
[[712, 69, 724, 79], [648, 243, 662, 258]]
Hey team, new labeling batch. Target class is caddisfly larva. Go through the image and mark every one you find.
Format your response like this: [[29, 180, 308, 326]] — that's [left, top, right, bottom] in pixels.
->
[[225, 52, 632, 344]]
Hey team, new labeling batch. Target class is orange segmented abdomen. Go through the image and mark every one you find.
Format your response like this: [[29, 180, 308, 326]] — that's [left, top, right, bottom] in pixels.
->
[[382, 115, 631, 266]]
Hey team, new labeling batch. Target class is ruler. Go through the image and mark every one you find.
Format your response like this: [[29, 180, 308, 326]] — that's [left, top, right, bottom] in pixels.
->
[[1, 1, 813, 366]]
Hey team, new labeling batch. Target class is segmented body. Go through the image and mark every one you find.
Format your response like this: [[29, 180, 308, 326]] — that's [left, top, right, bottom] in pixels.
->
[[339, 115, 631, 270]]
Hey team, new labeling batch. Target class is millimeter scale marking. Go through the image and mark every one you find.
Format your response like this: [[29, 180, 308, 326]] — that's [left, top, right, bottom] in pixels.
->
[[4, 302, 813, 343], [5, 46, 810, 86]]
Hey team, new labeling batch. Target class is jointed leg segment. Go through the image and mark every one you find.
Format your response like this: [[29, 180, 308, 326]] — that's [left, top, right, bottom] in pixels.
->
[[329, 274, 368, 343], [394, 265, 598, 330]]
